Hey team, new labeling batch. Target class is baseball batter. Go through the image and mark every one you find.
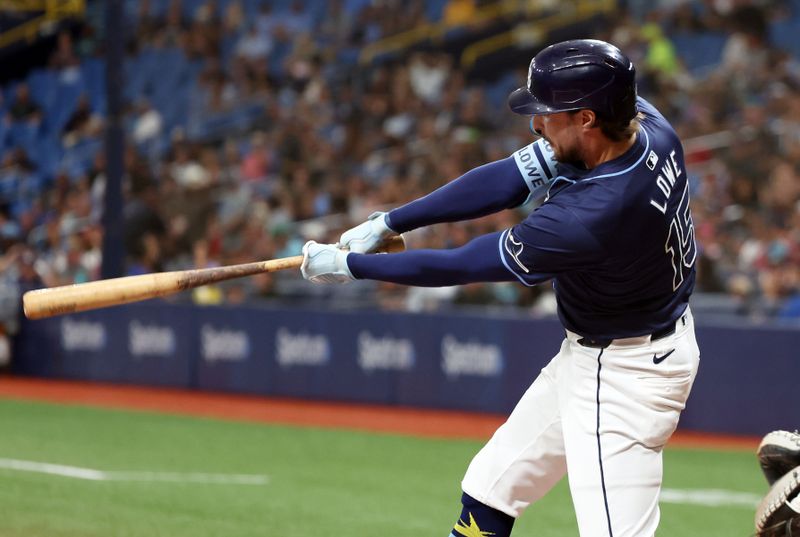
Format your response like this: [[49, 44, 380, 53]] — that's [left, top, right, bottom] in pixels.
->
[[302, 39, 700, 537]]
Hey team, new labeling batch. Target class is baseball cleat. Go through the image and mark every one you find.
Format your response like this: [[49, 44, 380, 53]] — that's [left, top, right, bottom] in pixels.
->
[[758, 431, 800, 486], [755, 465, 800, 535]]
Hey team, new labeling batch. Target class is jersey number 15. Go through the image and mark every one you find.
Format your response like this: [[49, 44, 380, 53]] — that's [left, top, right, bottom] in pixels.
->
[[665, 181, 696, 291]]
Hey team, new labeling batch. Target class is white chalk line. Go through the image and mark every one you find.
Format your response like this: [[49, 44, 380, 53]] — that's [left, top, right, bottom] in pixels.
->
[[660, 488, 761, 508], [0, 459, 761, 506], [0, 458, 269, 485]]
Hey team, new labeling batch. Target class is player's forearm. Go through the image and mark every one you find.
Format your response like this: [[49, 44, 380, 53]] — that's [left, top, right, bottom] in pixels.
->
[[386, 158, 527, 233], [347, 232, 513, 286]]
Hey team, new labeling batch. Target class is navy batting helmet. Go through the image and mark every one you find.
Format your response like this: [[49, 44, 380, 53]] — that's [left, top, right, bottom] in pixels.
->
[[508, 39, 637, 123]]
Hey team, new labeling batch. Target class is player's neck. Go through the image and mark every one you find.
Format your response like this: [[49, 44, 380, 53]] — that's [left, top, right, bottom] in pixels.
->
[[582, 132, 637, 169]]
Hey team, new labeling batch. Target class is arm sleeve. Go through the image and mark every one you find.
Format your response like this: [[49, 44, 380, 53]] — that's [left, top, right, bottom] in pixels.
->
[[347, 232, 519, 287], [386, 158, 528, 233], [386, 137, 559, 233]]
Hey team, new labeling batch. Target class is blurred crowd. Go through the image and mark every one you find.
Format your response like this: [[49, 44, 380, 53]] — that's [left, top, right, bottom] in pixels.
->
[[610, 0, 800, 321], [0, 0, 799, 361]]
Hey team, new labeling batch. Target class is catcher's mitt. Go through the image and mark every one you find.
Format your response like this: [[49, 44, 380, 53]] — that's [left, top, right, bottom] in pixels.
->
[[759, 431, 800, 486], [755, 465, 800, 536], [757, 517, 800, 537]]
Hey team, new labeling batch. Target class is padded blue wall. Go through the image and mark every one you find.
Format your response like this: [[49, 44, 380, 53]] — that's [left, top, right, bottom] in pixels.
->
[[12, 302, 799, 436]]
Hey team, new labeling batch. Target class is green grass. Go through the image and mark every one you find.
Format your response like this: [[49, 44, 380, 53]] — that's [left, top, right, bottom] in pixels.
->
[[0, 399, 765, 536]]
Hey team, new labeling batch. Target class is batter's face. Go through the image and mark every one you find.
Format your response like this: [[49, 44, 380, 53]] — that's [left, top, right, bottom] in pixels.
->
[[531, 111, 586, 166]]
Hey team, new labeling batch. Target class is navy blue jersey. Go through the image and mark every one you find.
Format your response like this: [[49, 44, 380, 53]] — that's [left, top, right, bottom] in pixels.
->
[[499, 97, 696, 339]]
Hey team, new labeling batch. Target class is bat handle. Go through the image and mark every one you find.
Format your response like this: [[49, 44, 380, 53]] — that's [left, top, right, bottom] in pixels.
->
[[379, 235, 406, 253], [347, 234, 405, 254]]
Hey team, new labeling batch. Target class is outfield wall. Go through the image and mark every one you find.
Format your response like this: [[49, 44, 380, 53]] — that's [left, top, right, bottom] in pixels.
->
[[12, 302, 799, 436]]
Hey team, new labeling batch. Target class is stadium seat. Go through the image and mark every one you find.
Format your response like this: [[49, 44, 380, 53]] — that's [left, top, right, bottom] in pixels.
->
[[123, 56, 146, 101], [344, 0, 371, 16], [34, 136, 63, 179], [220, 34, 238, 64], [80, 59, 107, 114], [770, 19, 800, 57], [670, 32, 728, 75], [0, 122, 8, 152], [7, 122, 40, 150], [425, 0, 449, 22], [269, 40, 293, 76], [2, 80, 19, 106], [0, 172, 19, 200], [485, 72, 521, 109], [16, 170, 46, 203], [47, 80, 85, 135], [61, 138, 102, 178], [241, 0, 260, 19], [337, 47, 360, 66], [181, 0, 207, 19], [146, 0, 170, 19], [27, 69, 58, 112]]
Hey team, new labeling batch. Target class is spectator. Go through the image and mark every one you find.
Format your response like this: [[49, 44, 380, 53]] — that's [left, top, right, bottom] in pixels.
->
[[223, 0, 245, 35], [280, 1, 313, 35], [2, 0, 799, 319], [235, 24, 273, 65], [74, 21, 99, 58], [6, 84, 42, 124], [444, 0, 477, 26], [0, 245, 30, 368], [131, 98, 164, 147], [408, 51, 451, 105], [719, 4, 769, 75], [640, 23, 681, 78], [170, 143, 211, 190], [127, 231, 163, 276], [240, 131, 274, 187], [62, 94, 103, 147], [49, 30, 80, 70], [124, 181, 166, 273], [255, 3, 278, 37], [318, 0, 354, 46]]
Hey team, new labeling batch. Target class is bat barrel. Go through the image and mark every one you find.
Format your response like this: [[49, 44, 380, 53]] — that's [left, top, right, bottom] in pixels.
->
[[23, 273, 183, 320]]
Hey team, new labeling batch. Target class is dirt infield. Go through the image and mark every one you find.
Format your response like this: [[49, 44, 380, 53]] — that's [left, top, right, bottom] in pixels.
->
[[0, 376, 759, 450]]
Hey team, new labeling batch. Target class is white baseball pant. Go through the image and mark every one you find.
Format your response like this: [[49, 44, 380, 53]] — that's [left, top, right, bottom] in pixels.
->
[[461, 309, 699, 537]]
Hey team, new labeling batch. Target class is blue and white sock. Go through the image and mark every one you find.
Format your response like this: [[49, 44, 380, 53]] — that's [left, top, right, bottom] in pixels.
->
[[449, 492, 515, 537]]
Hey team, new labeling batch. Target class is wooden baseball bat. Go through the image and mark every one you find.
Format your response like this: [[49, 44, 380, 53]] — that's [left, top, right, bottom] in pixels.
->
[[23, 235, 405, 320]]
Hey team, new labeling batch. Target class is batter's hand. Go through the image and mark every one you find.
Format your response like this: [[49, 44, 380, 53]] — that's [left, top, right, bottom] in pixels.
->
[[339, 212, 397, 254], [301, 241, 355, 284]]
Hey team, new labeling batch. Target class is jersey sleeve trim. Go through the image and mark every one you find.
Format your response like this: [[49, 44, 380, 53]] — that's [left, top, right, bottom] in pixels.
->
[[497, 229, 536, 287]]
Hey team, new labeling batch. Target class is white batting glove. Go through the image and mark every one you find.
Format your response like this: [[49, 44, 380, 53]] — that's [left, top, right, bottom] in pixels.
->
[[301, 241, 355, 284], [339, 212, 397, 254]]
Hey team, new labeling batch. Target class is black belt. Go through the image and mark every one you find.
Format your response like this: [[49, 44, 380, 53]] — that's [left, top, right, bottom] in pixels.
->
[[575, 315, 687, 349]]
